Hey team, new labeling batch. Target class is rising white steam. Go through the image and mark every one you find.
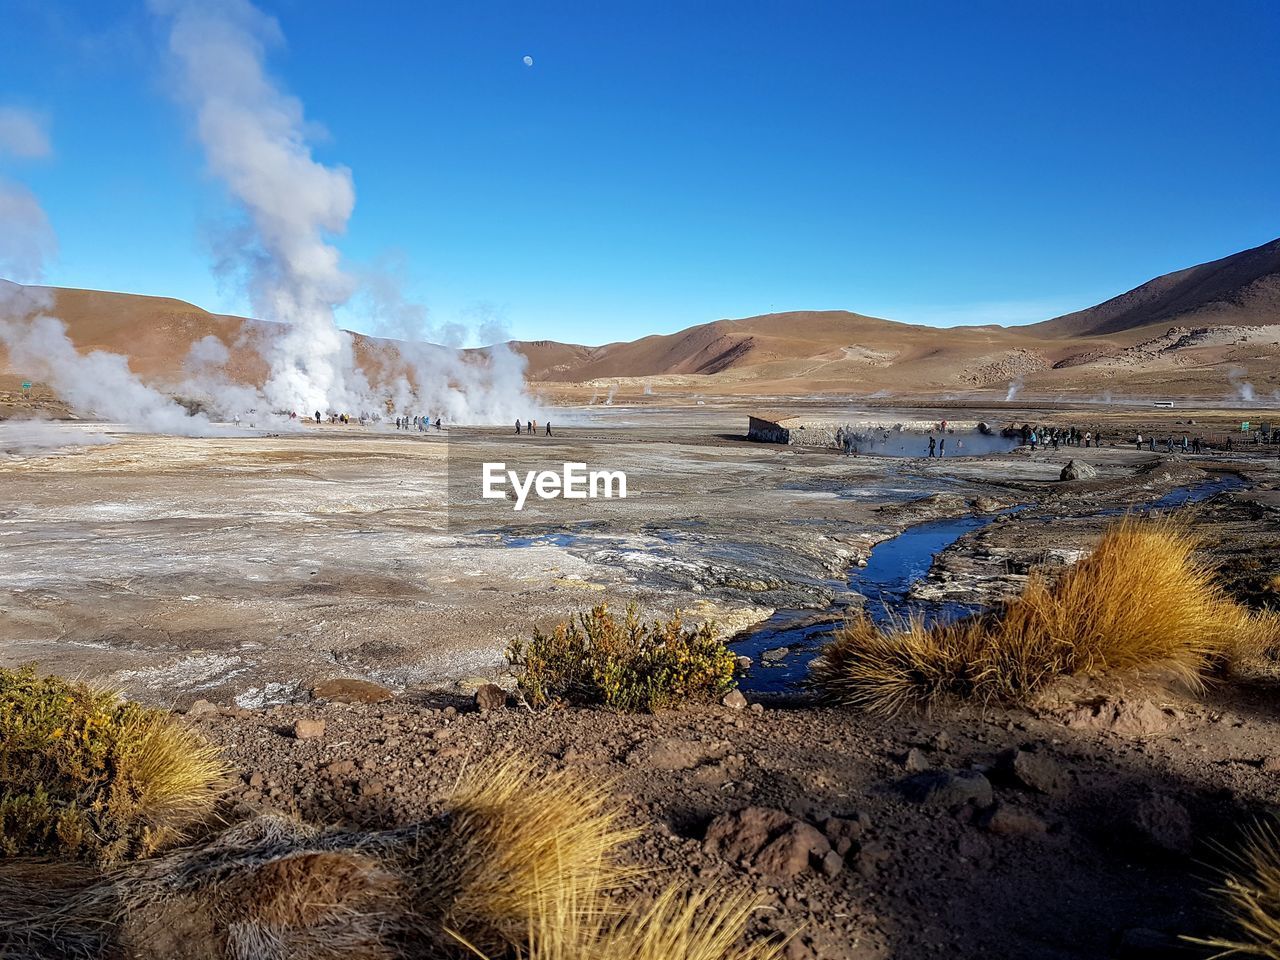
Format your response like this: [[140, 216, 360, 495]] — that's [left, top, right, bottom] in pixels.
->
[[1226, 366, 1256, 403], [154, 0, 359, 415], [154, 0, 535, 424], [1004, 378, 1022, 402], [0, 114, 219, 437]]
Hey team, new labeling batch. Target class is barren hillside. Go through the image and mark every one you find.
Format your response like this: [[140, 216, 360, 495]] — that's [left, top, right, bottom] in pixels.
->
[[3, 238, 1279, 406]]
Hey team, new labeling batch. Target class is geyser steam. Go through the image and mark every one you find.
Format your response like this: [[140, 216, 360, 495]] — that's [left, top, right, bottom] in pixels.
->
[[154, 0, 536, 423]]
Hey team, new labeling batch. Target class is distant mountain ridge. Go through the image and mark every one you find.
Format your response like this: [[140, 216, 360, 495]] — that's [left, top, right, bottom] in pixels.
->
[[1024, 237, 1280, 339], [3, 238, 1279, 402]]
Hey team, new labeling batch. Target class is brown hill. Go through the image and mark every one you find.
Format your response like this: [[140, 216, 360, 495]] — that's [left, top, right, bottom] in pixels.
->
[[1025, 237, 1280, 340], [3, 239, 1279, 406]]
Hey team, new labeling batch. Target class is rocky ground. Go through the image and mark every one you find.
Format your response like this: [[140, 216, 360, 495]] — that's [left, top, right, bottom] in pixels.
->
[[186, 662, 1280, 960], [6, 403, 1280, 958]]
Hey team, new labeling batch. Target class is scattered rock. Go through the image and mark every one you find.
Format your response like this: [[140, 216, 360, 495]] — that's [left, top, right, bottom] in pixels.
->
[[1128, 792, 1193, 856], [821, 815, 865, 856], [704, 806, 795, 863], [979, 802, 1048, 837], [819, 848, 844, 878], [753, 821, 832, 880], [761, 646, 789, 664], [629, 737, 720, 771], [185, 699, 218, 719], [995, 747, 1064, 794], [292, 718, 326, 740], [1061, 698, 1171, 737], [854, 841, 891, 877], [473, 683, 508, 712], [721, 689, 748, 710], [323, 759, 356, 777], [903, 747, 931, 772], [704, 807, 832, 880], [899, 769, 993, 809], [1059, 459, 1098, 481], [311, 678, 394, 704]]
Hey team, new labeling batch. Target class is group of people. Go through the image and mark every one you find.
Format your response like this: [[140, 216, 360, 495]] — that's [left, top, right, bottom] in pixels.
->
[[1134, 433, 1216, 454], [516, 419, 552, 436], [395, 415, 441, 431], [1013, 424, 1105, 451]]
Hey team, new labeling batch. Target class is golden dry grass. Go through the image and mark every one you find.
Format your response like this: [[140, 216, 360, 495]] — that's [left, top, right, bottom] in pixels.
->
[[1, 758, 777, 960], [465, 884, 781, 960], [814, 517, 1278, 714], [0, 665, 225, 863], [1187, 821, 1280, 958]]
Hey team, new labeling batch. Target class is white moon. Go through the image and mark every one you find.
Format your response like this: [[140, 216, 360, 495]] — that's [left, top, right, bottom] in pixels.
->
[[522, 55, 534, 66]]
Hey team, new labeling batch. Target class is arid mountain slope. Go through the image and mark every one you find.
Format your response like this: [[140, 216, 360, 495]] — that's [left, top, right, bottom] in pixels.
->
[[1025, 237, 1280, 340], [2, 238, 1279, 404]]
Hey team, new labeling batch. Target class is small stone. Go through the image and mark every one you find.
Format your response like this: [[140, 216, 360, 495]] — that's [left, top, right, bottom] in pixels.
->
[[855, 841, 891, 877], [358, 778, 385, 797], [292, 718, 326, 740], [1059, 459, 1098, 481], [979, 802, 1048, 836], [1261, 757, 1280, 773], [931, 731, 953, 752], [761, 646, 789, 664], [753, 821, 832, 880], [473, 683, 508, 712], [246, 771, 264, 789], [722, 689, 748, 710], [704, 806, 795, 864], [903, 747, 930, 772], [900, 769, 993, 808], [323, 759, 356, 777], [820, 849, 844, 878], [185, 699, 218, 718], [1129, 792, 1193, 856], [735, 655, 753, 672], [996, 747, 1065, 794], [749, 703, 765, 714], [311, 678, 393, 704]]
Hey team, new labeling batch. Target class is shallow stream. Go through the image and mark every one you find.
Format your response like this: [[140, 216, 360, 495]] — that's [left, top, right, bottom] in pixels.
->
[[732, 472, 1248, 694]]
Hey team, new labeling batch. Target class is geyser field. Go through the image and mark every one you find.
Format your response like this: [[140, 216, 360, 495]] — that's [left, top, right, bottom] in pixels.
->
[[5, 400, 1270, 707], [3, 398, 1280, 960]]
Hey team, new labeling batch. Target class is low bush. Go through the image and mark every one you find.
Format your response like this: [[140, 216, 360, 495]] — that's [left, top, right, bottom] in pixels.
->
[[507, 603, 738, 711], [814, 517, 1278, 714], [0, 665, 224, 864]]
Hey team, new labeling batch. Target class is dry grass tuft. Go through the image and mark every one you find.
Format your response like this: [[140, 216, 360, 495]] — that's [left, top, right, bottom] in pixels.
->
[[0, 665, 225, 864], [1, 757, 775, 960], [814, 516, 1277, 714], [470, 883, 781, 960], [429, 758, 638, 952], [1187, 820, 1280, 958]]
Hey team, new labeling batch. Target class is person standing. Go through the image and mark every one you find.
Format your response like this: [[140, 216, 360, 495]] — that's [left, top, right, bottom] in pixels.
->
[[546, 421, 552, 436], [516, 419, 522, 435], [928, 435, 936, 458]]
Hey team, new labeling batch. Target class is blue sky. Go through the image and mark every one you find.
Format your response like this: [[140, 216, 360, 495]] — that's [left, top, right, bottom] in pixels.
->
[[2, 0, 1278, 345]]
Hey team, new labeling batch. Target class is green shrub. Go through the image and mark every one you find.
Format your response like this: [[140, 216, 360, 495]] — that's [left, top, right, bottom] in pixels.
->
[[507, 604, 737, 712], [0, 665, 224, 864]]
